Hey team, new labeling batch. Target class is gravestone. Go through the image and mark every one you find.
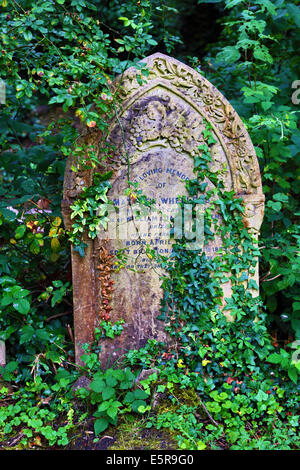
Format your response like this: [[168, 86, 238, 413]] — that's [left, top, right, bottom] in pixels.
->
[[62, 53, 264, 367]]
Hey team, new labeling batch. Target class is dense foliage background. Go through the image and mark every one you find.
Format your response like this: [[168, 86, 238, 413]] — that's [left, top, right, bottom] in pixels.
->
[[0, 0, 299, 450]]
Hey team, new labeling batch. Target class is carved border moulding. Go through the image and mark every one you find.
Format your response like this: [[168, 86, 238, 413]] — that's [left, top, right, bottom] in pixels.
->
[[62, 53, 265, 366]]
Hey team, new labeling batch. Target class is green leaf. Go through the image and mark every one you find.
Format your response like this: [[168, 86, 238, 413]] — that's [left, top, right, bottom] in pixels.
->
[[107, 403, 121, 419], [133, 389, 149, 400], [216, 46, 240, 64], [292, 302, 300, 312], [90, 379, 105, 393], [132, 399, 146, 413], [102, 387, 115, 400], [96, 401, 110, 413], [15, 225, 26, 239], [124, 391, 135, 403], [13, 298, 30, 315], [147, 38, 158, 46], [0, 208, 17, 221], [288, 367, 298, 385], [273, 193, 289, 203], [1, 361, 18, 380], [20, 325, 35, 344], [51, 290, 63, 307], [52, 280, 63, 288], [225, 0, 245, 8], [253, 45, 273, 64], [255, 390, 268, 402], [267, 201, 281, 212], [73, 242, 87, 257], [124, 367, 135, 381], [36, 329, 49, 342], [257, 0, 277, 14], [248, 279, 258, 290], [1, 295, 13, 307], [30, 239, 40, 255], [111, 369, 126, 381], [267, 353, 281, 364], [105, 375, 118, 388], [287, 3, 300, 28], [4, 361, 18, 373], [291, 318, 300, 339], [94, 418, 108, 436], [46, 350, 62, 362], [24, 30, 33, 42]]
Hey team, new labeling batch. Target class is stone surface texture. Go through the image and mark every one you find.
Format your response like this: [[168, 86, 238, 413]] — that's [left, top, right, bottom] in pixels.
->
[[62, 53, 264, 367]]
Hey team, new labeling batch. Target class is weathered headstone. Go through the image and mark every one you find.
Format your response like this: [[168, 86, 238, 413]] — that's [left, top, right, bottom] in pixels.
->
[[62, 53, 264, 367]]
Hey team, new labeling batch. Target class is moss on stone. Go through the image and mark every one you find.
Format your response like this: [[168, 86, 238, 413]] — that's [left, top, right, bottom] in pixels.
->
[[108, 416, 177, 450], [154, 384, 205, 418]]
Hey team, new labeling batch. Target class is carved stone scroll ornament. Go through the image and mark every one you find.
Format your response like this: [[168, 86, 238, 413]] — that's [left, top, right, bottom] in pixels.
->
[[114, 54, 263, 191]]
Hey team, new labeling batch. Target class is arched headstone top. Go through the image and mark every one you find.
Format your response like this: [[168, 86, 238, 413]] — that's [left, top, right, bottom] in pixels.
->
[[110, 52, 264, 203]]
